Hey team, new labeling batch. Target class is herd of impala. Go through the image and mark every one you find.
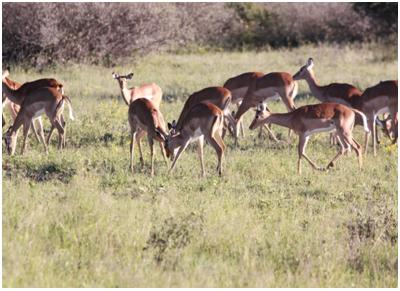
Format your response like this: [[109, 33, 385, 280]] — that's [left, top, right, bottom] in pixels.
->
[[2, 58, 398, 176]]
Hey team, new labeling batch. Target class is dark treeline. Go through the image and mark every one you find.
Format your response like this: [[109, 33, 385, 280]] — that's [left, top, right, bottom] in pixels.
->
[[2, 2, 397, 67]]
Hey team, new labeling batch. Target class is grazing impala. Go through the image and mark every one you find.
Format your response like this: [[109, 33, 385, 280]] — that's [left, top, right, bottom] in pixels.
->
[[351, 80, 398, 156], [2, 69, 68, 146], [234, 72, 298, 141], [249, 102, 369, 174], [3, 86, 73, 155], [162, 102, 225, 177], [168, 86, 236, 143], [112, 72, 162, 108], [128, 98, 168, 176]]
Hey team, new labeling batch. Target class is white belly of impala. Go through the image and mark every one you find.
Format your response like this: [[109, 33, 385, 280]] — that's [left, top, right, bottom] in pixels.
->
[[305, 125, 336, 137], [33, 108, 45, 118]]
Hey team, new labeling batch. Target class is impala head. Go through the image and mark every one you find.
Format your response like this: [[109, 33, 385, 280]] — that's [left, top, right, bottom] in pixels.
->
[[160, 120, 181, 160], [112, 72, 134, 87], [377, 115, 396, 140], [4, 126, 16, 155], [293, 58, 314, 81], [249, 103, 271, 130]]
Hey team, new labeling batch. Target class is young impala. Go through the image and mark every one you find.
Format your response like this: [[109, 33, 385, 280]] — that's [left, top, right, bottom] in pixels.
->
[[249, 102, 369, 174], [351, 80, 398, 156], [161, 101, 225, 177], [4, 87, 73, 155], [168, 86, 236, 143], [128, 98, 168, 176], [112, 72, 162, 108], [234, 72, 298, 142]]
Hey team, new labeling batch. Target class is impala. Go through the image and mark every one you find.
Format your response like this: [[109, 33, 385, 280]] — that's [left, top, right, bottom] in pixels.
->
[[234, 72, 298, 142], [162, 101, 225, 177], [128, 98, 168, 176], [351, 80, 398, 156], [168, 86, 236, 143], [4, 87, 74, 155], [2, 69, 68, 146], [249, 102, 369, 174], [112, 72, 162, 108], [223, 72, 265, 138], [293, 58, 362, 106]]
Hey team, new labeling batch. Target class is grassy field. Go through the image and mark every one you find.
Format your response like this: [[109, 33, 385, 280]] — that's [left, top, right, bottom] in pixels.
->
[[2, 44, 398, 287]]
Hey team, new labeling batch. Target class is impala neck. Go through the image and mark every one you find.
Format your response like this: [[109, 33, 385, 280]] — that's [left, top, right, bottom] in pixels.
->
[[267, 112, 294, 130], [304, 70, 324, 102], [2, 81, 24, 105], [117, 81, 132, 106]]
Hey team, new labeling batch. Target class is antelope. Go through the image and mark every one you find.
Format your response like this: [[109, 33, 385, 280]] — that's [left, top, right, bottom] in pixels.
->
[[112, 72, 162, 108], [168, 86, 236, 143], [234, 72, 298, 142], [223, 72, 272, 138], [293, 58, 362, 106], [2, 69, 68, 146], [161, 102, 225, 177], [128, 98, 168, 176], [351, 80, 398, 156], [249, 102, 369, 174], [3, 86, 74, 155]]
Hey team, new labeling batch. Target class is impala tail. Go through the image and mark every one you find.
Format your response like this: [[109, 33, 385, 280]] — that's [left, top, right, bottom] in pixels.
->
[[63, 95, 75, 120], [352, 109, 369, 133]]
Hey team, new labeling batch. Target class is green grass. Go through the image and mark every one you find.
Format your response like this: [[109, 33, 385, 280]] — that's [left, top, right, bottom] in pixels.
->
[[2, 44, 398, 287]]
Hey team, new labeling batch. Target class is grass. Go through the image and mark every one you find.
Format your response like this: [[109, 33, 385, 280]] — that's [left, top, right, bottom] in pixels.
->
[[2, 44, 398, 287]]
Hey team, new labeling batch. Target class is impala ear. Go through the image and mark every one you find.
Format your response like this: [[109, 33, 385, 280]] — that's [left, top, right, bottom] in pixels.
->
[[172, 120, 176, 127], [126, 73, 134, 79], [168, 122, 173, 130], [112, 72, 119, 79], [306, 58, 314, 69]]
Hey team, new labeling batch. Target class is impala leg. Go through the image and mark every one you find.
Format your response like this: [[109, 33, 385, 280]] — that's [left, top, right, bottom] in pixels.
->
[[130, 132, 136, 174], [137, 132, 145, 169], [159, 141, 168, 166], [372, 115, 377, 156], [265, 124, 279, 143], [46, 125, 56, 146], [169, 140, 190, 174], [364, 117, 374, 156], [298, 135, 322, 174], [207, 132, 225, 177], [147, 136, 155, 176], [20, 120, 31, 155], [60, 114, 66, 148], [197, 136, 206, 177], [240, 118, 245, 138], [52, 119, 65, 150], [30, 120, 41, 143], [35, 117, 48, 154], [326, 134, 346, 169]]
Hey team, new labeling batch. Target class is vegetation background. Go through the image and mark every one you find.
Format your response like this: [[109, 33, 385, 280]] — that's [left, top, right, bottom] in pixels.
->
[[2, 2, 398, 288]]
